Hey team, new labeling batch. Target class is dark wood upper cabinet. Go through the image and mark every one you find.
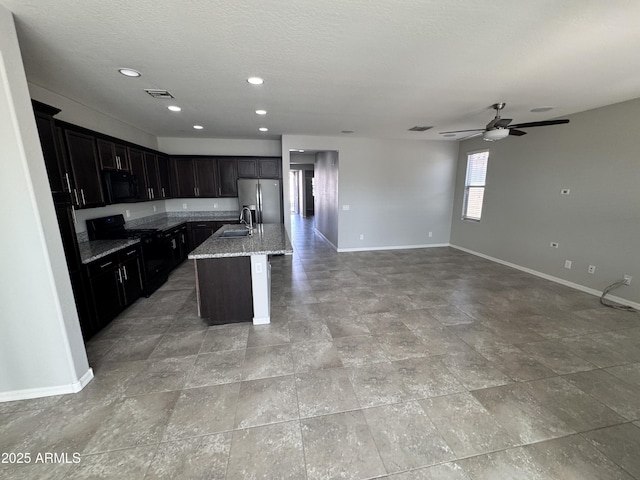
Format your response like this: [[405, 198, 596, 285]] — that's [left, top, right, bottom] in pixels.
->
[[97, 139, 129, 171], [157, 155, 172, 198], [258, 157, 281, 178], [194, 157, 218, 197], [64, 130, 104, 208], [237, 158, 257, 178], [144, 152, 161, 200], [128, 148, 150, 201], [238, 157, 281, 179], [217, 157, 238, 197], [34, 107, 67, 196], [173, 158, 197, 198]]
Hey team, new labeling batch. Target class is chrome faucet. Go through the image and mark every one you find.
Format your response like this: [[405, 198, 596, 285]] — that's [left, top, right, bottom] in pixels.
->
[[240, 206, 253, 234]]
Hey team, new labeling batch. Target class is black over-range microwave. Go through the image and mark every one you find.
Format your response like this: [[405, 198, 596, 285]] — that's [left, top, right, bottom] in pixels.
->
[[102, 171, 139, 203]]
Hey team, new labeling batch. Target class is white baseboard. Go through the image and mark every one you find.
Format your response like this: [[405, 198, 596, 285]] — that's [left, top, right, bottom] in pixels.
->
[[0, 367, 94, 403], [338, 243, 450, 253], [253, 316, 270, 325], [450, 244, 640, 310]]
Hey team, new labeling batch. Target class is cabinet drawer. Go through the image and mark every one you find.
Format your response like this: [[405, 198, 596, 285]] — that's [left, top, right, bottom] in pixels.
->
[[86, 252, 119, 277], [118, 246, 140, 262]]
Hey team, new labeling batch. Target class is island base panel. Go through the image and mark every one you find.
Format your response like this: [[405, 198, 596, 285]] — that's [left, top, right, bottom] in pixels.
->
[[195, 257, 253, 325]]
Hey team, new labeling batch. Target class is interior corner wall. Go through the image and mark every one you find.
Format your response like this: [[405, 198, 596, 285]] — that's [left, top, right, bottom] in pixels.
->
[[314, 151, 339, 247], [282, 135, 458, 251], [450, 98, 640, 305], [28, 83, 158, 150], [0, 5, 91, 400]]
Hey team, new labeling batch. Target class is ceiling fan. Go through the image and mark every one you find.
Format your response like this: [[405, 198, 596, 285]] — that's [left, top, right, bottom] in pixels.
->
[[440, 103, 570, 141]]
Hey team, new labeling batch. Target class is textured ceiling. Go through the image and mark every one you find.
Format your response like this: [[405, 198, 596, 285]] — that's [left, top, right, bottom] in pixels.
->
[[3, 0, 640, 140]]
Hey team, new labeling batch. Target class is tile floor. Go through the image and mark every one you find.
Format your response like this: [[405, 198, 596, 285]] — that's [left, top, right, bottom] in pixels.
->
[[2, 215, 640, 479]]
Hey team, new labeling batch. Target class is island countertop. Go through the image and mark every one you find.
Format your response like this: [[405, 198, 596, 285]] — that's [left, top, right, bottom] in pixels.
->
[[188, 224, 293, 259]]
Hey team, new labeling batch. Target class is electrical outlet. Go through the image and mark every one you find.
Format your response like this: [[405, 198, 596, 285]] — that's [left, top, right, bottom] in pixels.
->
[[125, 209, 130, 218], [588, 265, 596, 274], [428, 231, 433, 237], [623, 275, 632, 286], [213, 203, 218, 209], [564, 260, 572, 269], [342, 205, 350, 211], [182, 203, 187, 209], [153, 205, 157, 212], [359, 234, 364, 240], [550, 242, 559, 248]]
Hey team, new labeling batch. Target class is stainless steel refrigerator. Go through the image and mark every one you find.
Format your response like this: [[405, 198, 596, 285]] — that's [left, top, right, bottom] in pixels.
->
[[237, 178, 283, 223]]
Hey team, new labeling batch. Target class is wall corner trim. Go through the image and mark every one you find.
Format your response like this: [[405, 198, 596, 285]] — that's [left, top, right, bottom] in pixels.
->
[[450, 244, 640, 310], [0, 368, 94, 403]]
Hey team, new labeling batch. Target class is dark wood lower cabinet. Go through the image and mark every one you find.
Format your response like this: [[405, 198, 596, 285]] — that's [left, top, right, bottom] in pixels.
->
[[85, 247, 143, 337], [195, 256, 253, 325], [164, 225, 188, 270], [187, 221, 222, 251]]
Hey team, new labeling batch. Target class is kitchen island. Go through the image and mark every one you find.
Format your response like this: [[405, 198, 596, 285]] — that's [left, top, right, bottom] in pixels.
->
[[188, 224, 293, 325]]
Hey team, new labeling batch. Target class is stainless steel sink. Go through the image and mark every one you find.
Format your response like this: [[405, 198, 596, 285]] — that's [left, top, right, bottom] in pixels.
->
[[219, 229, 250, 238]]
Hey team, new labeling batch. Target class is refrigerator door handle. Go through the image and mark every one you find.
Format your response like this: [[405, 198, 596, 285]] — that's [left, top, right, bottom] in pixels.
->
[[258, 183, 264, 223]]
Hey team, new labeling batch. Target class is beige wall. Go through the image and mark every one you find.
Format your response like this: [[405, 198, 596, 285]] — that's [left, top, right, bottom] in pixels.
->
[[451, 99, 640, 306], [282, 135, 459, 251]]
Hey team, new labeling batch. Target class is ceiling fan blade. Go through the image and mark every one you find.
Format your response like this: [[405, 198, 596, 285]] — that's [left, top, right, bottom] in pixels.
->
[[460, 132, 483, 140], [509, 119, 570, 129], [439, 128, 485, 134], [509, 129, 527, 136], [494, 118, 512, 128]]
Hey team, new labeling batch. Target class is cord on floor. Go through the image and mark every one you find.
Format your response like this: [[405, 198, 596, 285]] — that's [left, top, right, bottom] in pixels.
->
[[600, 280, 638, 313]]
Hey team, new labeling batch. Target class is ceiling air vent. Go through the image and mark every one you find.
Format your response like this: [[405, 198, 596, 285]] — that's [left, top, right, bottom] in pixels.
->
[[144, 89, 174, 99], [408, 126, 433, 132]]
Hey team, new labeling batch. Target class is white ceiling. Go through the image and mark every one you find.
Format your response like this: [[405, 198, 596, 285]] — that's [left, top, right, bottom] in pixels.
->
[[4, 0, 640, 141]]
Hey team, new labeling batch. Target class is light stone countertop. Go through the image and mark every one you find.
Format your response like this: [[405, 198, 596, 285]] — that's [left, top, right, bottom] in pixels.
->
[[79, 239, 140, 264], [126, 212, 239, 232], [188, 224, 294, 259]]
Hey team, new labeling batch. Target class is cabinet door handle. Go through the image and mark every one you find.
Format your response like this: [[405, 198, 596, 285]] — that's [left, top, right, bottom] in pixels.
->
[[161, 187, 165, 198], [80, 189, 86, 205], [73, 188, 80, 206], [172, 239, 177, 249], [64, 173, 72, 193], [126, 249, 136, 256], [100, 261, 113, 268], [181, 234, 185, 243], [218, 186, 221, 196], [116, 156, 120, 169], [122, 265, 128, 281], [117, 267, 123, 284], [151, 188, 155, 199]]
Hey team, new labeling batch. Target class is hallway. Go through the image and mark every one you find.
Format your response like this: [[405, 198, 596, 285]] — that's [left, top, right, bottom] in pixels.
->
[[2, 215, 640, 479]]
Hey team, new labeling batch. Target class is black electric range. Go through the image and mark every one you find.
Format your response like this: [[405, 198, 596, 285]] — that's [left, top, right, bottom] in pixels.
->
[[86, 214, 169, 296]]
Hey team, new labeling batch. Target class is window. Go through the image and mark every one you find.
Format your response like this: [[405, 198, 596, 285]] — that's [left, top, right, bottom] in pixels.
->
[[462, 150, 489, 221]]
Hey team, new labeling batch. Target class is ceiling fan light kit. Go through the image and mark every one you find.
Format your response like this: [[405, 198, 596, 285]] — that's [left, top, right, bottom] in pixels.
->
[[483, 129, 510, 142]]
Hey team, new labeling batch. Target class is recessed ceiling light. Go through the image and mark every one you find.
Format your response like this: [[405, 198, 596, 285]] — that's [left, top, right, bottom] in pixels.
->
[[167, 106, 182, 112], [530, 106, 554, 112], [247, 77, 264, 85], [118, 68, 141, 77], [255, 109, 267, 115], [341, 130, 354, 134], [259, 127, 268, 132], [193, 125, 204, 130]]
